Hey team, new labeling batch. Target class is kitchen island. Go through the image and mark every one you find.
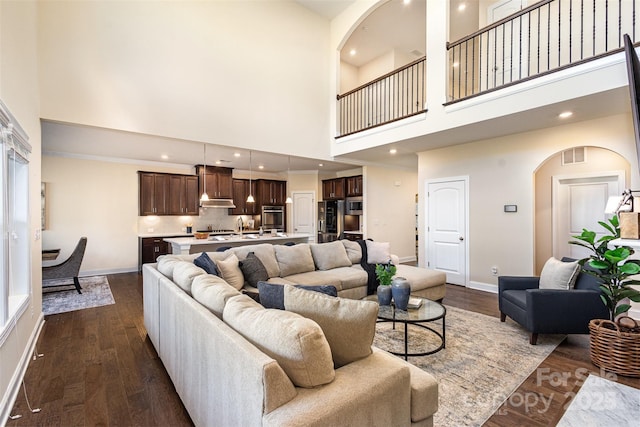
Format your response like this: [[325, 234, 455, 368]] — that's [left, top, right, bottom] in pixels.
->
[[164, 233, 311, 255]]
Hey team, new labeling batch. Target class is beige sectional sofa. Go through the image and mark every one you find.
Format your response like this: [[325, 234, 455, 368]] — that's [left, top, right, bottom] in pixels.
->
[[143, 239, 444, 426]]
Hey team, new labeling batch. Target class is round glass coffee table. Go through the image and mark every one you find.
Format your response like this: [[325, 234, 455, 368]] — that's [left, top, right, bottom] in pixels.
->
[[364, 295, 446, 360]]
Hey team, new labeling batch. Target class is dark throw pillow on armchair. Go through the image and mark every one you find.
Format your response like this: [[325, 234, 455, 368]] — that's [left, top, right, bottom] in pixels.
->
[[257, 282, 338, 310]]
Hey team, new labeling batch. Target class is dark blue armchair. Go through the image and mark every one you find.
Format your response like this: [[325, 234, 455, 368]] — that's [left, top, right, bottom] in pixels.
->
[[498, 258, 608, 344]]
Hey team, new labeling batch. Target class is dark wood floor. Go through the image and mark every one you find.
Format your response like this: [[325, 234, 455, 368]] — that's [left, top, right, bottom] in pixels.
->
[[8, 275, 640, 426]]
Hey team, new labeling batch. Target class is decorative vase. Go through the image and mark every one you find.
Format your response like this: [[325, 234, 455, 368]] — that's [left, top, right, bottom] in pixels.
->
[[391, 277, 411, 310], [377, 285, 392, 305]]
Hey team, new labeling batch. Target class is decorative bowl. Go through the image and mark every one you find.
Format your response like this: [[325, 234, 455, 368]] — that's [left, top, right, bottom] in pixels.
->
[[194, 232, 209, 239]]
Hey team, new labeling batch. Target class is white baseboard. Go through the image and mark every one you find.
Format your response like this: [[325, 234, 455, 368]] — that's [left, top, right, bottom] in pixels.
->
[[79, 267, 139, 277], [1, 313, 44, 424], [468, 281, 498, 294]]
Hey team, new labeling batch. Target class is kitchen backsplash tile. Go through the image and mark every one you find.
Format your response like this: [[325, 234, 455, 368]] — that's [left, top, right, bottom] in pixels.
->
[[137, 208, 260, 235]]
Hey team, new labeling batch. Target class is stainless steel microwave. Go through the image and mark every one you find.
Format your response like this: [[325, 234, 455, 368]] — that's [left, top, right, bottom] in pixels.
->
[[345, 197, 363, 215]]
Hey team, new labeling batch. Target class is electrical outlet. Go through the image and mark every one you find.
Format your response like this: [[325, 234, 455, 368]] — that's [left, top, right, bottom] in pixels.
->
[[491, 266, 498, 276]]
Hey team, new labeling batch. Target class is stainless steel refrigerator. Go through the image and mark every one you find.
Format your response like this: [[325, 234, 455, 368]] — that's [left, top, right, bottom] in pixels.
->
[[318, 200, 344, 243]]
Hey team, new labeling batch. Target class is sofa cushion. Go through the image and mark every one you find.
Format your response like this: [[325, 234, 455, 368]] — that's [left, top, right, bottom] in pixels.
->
[[341, 239, 362, 264], [194, 252, 219, 276], [274, 243, 316, 277], [366, 240, 391, 264], [283, 270, 343, 291], [223, 294, 335, 388], [239, 252, 269, 287], [394, 265, 447, 292], [172, 261, 206, 295], [284, 286, 378, 368], [157, 255, 186, 281], [257, 281, 338, 310], [229, 244, 280, 278], [310, 241, 352, 271], [539, 257, 580, 290], [217, 253, 245, 290], [192, 273, 241, 318]]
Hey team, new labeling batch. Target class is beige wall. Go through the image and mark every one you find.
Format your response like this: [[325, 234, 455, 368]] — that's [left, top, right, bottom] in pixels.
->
[[37, 0, 332, 160], [42, 156, 193, 274], [364, 165, 417, 261], [534, 147, 630, 274], [419, 113, 638, 289], [0, 0, 42, 419]]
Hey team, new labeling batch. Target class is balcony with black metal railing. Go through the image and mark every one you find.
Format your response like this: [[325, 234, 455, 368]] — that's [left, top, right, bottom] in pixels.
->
[[336, 56, 426, 138], [336, 0, 639, 138], [447, 0, 639, 103]]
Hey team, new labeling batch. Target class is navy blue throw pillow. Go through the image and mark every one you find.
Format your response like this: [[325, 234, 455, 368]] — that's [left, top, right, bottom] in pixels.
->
[[257, 282, 338, 310], [194, 252, 219, 276]]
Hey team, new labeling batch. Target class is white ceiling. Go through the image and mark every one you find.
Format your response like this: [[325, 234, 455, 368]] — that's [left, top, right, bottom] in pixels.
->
[[41, 120, 360, 173], [338, 0, 426, 68], [41, 1, 634, 175]]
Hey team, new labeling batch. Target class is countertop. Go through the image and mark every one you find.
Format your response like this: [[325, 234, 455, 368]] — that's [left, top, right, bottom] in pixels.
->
[[138, 230, 262, 238], [163, 233, 311, 254]]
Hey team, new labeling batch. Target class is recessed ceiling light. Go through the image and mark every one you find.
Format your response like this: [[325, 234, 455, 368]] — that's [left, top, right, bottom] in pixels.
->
[[403, 0, 411, 5], [215, 160, 222, 165], [234, 152, 241, 157], [258, 165, 264, 170], [318, 163, 324, 167], [161, 154, 169, 160], [458, 3, 467, 12], [559, 111, 573, 119], [350, 49, 356, 56], [389, 148, 397, 154]]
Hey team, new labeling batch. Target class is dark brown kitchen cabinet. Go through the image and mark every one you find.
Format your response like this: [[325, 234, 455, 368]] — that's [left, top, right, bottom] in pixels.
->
[[196, 165, 233, 199], [168, 175, 199, 215], [230, 179, 258, 215], [140, 237, 170, 266], [139, 171, 198, 216], [322, 178, 345, 200], [139, 172, 169, 215], [257, 179, 286, 206], [346, 175, 363, 197]]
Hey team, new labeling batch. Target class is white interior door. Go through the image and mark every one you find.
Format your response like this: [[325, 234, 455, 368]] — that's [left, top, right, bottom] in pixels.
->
[[487, 0, 528, 89], [292, 191, 315, 242], [553, 171, 625, 259], [427, 178, 468, 286]]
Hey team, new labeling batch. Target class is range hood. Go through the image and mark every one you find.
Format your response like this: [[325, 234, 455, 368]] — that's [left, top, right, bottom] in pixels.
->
[[200, 198, 236, 208]]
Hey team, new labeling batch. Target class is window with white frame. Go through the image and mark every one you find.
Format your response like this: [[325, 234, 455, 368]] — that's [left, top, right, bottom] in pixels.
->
[[0, 100, 31, 344]]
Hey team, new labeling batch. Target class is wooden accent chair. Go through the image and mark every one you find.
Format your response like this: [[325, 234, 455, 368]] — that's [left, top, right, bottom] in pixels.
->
[[42, 237, 87, 294]]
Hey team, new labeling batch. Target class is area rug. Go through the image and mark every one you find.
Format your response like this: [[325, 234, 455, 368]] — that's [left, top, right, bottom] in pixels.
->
[[373, 305, 565, 426], [556, 374, 640, 426], [42, 276, 115, 315]]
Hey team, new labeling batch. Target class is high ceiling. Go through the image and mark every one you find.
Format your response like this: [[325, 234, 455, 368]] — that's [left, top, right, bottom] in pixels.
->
[[41, 120, 361, 174], [42, 1, 634, 175]]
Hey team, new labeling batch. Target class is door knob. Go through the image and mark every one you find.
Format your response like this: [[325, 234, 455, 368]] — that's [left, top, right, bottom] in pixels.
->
[[459, 237, 464, 241]]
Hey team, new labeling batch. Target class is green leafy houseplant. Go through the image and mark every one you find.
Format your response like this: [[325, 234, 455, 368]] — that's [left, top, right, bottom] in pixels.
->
[[570, 215, 640, 321], [375, 262, 396, 286]]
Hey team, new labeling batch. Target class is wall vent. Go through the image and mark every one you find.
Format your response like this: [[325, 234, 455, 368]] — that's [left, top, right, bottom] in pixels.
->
[[562, 147, 586, 165]]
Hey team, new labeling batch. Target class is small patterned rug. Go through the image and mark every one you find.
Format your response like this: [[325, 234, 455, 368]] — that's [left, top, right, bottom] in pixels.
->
[[42, 276, 115, 315], [373, 305, 565, 426]]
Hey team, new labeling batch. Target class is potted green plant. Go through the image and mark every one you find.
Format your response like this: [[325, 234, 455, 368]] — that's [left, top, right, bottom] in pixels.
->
[[375, 262, 396, 305], [570, 215, 640, 377], [569, 215, 640, 321]]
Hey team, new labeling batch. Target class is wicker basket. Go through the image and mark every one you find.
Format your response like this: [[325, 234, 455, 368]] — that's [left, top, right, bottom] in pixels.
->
[[589, 317, 640, 377]]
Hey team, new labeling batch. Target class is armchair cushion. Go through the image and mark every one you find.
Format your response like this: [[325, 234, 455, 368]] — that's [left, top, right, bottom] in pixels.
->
[[539, 257, 580, 289]]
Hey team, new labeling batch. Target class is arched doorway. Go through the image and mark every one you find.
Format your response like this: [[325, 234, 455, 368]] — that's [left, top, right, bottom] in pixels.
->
[[534, 146, 631, 274]]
